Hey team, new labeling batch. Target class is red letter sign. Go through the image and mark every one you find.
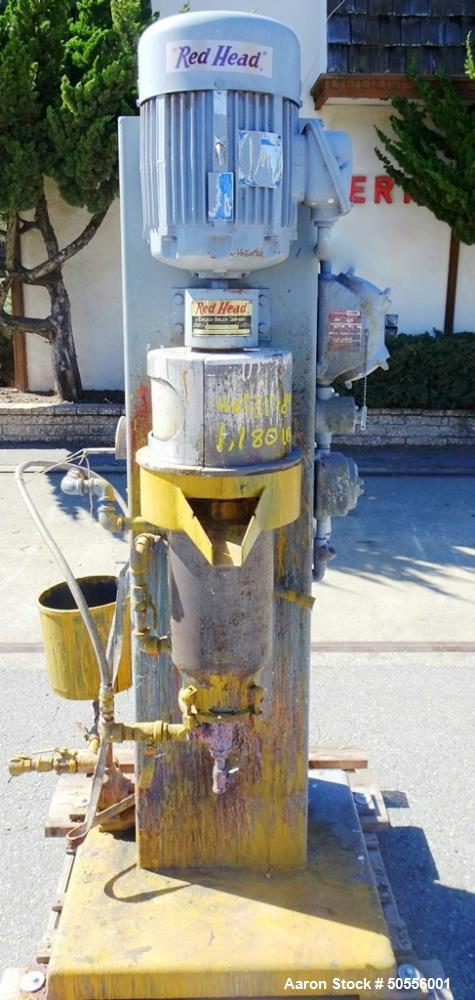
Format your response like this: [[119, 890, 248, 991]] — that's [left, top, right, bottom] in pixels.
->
[[374, 175, 394, 203], [350, 175, 367, 204]]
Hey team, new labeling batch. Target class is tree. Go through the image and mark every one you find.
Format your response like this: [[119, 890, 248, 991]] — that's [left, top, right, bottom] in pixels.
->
[[0, 0, 151, 400], [375, 73, 475, 247], [466, 34, 475, 80]]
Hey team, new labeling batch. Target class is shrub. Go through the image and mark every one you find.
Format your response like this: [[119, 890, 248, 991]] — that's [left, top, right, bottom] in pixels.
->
[[337, 332, 475, 410]]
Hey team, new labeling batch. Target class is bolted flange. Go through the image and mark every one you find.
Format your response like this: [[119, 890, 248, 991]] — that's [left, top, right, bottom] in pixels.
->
[[314, 450, 364, 520]]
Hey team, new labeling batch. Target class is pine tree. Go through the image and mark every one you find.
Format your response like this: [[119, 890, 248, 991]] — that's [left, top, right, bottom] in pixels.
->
[[375, 73, 475, 247], [0, 0, 151, 400]]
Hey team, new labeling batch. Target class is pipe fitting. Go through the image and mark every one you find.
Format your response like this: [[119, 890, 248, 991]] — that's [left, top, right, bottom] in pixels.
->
[[97, 501, 126, 534], [8, 748, 98, 778], [99, 720, 187, 745], [137, 633, 171, 656], [316, 392, 357, 445], [60, 469, 89, 496], [131, 533, 157, 584]]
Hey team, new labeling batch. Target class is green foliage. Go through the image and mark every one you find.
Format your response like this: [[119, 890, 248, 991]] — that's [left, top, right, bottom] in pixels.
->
[[336, 334, 475, 411], [0, 0, 152, 215], [375, 74, 475, 246], [0, 0, 69, 211], [466, 34, 475, 80], [48, 0, 152, 212]]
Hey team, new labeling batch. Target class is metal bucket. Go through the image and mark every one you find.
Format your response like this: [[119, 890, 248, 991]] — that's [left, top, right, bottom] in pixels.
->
[[38, 575, 132, 700]]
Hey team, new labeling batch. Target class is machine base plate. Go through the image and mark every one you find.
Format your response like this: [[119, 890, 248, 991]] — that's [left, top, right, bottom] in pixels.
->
[[46, 771, 395, 999]]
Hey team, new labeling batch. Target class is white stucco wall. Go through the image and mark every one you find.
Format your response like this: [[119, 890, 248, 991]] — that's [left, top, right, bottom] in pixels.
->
[[23, 181, 123, 391], [453, 239, 475, 333], [320, 103, 475, 335]]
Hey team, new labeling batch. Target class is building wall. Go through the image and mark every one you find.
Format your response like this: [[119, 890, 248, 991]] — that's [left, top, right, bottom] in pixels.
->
[[24, 181, 123, 391], [24, 0, 327, 391], [320, 102, 475, 335]]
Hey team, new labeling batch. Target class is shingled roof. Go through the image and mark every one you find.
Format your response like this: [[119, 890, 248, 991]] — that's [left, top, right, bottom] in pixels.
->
[[327, 0, 475, 75]]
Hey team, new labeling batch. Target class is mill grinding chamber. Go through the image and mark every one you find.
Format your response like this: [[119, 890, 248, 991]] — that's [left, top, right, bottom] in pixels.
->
[[135, 341, 302, 791], [9, 10, 397, 1000]]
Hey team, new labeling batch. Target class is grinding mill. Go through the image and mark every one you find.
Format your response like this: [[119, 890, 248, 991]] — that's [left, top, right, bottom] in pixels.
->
[[6, 11, 398, 1000]]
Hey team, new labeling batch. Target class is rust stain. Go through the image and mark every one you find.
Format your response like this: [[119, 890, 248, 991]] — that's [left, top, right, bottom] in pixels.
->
[[275, 527, 287, 579], [130, 379, 151, 455], [130, 379, 151, 511]]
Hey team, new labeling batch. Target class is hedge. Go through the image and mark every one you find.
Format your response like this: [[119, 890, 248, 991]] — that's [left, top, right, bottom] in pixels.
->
[[336, 332, 475, 410], [1, 328, 474, 408]]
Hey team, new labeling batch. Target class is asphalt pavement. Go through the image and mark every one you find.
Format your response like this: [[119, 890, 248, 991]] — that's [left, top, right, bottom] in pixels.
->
[[0, 446, 474, 998]]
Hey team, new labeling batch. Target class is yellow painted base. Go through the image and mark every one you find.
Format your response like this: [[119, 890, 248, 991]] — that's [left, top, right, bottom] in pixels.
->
[[47, 772, 395, 999]]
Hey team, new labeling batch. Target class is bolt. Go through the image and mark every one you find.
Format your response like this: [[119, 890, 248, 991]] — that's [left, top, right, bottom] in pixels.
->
[[173, 292, 184, 305], [258, 294, 267, 307], [258, 323, 268, 335], [397, 964, 421, 981], [173, 322, 184, 335], [354, 791, 373, 808], [20, 970, 45, 993]]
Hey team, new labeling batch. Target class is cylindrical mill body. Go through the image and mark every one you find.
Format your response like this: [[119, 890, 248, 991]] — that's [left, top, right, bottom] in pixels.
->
[[147, 346, 292, 470], [168, 529, 274, 684]]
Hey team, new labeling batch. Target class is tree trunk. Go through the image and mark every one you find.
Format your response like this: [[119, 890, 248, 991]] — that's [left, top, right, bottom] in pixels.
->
[[443, 230, 460, 336], [48, 272, 83, 402], [1, 195, 109, 401], [35, 195, 83, 402]]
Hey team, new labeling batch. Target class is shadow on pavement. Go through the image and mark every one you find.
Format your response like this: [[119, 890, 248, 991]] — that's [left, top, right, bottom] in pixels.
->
[[379, 824, 475, 999], [325, 477, 475, 599]]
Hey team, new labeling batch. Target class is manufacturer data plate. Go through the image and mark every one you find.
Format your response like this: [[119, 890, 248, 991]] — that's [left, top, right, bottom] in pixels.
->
[[328, 309, 363, 350], [191, 298, 252, 337], [183, 288, 261, 348]]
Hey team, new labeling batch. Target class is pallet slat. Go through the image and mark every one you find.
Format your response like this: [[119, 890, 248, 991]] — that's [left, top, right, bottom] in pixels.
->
[[308, 745, 368, 770], [349, 771, 391, 832]]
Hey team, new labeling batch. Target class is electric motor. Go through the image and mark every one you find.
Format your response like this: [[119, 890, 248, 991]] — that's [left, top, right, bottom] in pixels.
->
[[138, 12, 302, 275]]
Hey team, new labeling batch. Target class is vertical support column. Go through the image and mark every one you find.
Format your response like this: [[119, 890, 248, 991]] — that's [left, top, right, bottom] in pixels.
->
[[119, 117, 317, 871]]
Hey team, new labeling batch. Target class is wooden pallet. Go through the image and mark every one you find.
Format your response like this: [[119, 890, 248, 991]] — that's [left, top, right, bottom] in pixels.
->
[[45, 745, 370, 838], [1, 748, 453, 1000], [36, 853, 75, 965], [45, 747, 135, 837]]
